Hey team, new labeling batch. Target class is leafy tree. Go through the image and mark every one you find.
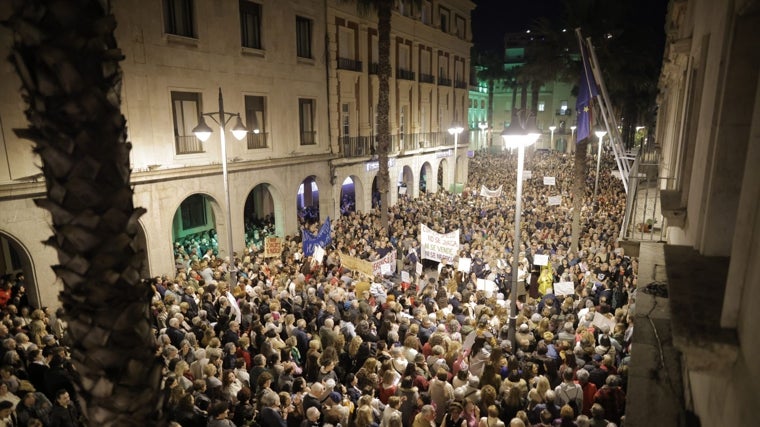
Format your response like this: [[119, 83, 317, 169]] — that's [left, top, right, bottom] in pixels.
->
[[5, 0, 164, 424]]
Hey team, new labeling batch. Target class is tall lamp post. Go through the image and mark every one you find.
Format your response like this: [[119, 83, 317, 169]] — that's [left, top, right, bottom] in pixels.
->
[[478, 121, 488, 152], [593, 129, 607, 199], [502, 119, 540, 349], [548, 125, 556, 151], [192, 88, 248, 262], [448, 125, 464, 193]]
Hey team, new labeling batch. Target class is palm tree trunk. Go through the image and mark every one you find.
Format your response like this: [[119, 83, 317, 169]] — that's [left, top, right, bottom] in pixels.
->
[[7, 1, 165, 425], [376, 0, 392, 234], [571, 139, 589, 252]]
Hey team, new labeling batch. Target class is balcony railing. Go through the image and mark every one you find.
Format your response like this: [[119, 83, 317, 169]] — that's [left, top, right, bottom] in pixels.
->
[[175, 135, 204, 154], [438, 76, 452, 86], [419, 72, 435, 83], [397, 68, 415, 81], [369, 62, 379, 75], [339, 131, 463, 158], [454, 79, 468, 89], [300, 130, 316, 145], [246, 132, 268, 149], [341, 136, 372, 157], [337, 57, 362, 72], [556, 108, 573, 116]]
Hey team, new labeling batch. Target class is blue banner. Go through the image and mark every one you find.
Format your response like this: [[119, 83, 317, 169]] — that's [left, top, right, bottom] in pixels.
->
[[302, 217, 332, 256], [576, 43, 598, 143]]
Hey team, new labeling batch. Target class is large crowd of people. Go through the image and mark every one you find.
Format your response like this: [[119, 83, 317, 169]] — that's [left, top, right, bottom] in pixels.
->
[[0, 147, 636, 427]]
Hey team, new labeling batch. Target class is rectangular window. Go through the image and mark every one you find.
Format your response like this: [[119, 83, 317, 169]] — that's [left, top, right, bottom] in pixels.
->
[[420, 48, 431, 75], [240, 1, 262, 49], [181, 194, 207, 230], [244, 95, 267, 149], [439, 7, 449, 33], [296, 16, 313, 59], [299, 98, 316, 145], [439, 52, 449, 78], [538, 101, 545, 112], [338, 27, 355, 60], [163, 0, 196, 38], [421, 0, 432, 25], [171, 91, 204, 154], [455, 14, 466, 39], [342, 103, 350, 137], [560, 100, 568, 112]]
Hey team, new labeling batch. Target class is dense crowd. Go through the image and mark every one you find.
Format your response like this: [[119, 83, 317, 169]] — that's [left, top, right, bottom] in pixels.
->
[[0, 148, 636, 427]]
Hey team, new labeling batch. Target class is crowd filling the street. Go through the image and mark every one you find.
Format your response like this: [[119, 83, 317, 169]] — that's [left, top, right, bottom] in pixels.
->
[[0, 148, 635, 427]]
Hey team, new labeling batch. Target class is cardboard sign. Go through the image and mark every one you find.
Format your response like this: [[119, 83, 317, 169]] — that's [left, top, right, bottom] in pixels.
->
[[554, 281, 575, 296], [263, 236, 283, 258], [543, 176, 556, 185]]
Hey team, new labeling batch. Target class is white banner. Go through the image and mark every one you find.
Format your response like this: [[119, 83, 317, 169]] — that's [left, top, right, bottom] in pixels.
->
[[548, 195, 562, 206], [543, 176, 556, 185], [480, 185, 503, 198], [554, 281, 575, 296], [420, 224, 460, 262]]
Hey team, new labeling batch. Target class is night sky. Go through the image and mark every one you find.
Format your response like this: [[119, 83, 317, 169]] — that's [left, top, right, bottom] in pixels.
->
[[472, 0, 564, 52]]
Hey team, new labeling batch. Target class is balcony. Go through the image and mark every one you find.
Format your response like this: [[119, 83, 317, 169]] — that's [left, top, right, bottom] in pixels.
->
[[419, 72, 435, 83], [337, 57, 362, 72], [341, 136, 372, 158], [438, 76, 452, 86], [175, 135, 204, 154], [369, 62, 379, 75], [300, 131, 316, 145], [454, 79, 467, 89], [556, 108, 573, 116], [246, 132, 268, 149], [397, 68, 415, 81]]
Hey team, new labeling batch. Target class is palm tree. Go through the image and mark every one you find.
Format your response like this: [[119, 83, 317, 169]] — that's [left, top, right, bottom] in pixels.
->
[[475, 49, 511, 149], [6, 1, 165, 425]]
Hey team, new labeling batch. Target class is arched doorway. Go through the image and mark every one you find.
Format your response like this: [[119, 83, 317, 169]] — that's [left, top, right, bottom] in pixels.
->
[[437, 159, 447, 191], [296, 176, 320, 226], [0, 232, 40, 309], [371, 175, 381, 209], [340, 177, 355, 215], [420, 162, 432, 193], [398, 165, 414, 197], [172, 193, 224, 262], [244, 184, 276, 250]]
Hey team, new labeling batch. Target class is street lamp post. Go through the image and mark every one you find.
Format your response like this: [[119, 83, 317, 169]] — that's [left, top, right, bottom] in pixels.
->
[[448, 125, 464, 193], [593, 129, 607, 199], [548, 125, 556, 151], [478, 121, 488, 152], [501, 119, 540, 349], [192, 88, 248, 262]]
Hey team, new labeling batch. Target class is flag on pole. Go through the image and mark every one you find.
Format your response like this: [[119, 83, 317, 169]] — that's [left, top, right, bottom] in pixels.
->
[[576, 41, 598, 143]]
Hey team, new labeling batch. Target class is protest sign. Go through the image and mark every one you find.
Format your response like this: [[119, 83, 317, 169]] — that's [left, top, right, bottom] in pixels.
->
[[543, 176, 556, 185], [554, 281, 575, 296], [533, 254, 549, 266], [548, 195, 562, 206], [420, 224, 460, 262], [458, 258, 471, 273], [263, 236, 283, 258]]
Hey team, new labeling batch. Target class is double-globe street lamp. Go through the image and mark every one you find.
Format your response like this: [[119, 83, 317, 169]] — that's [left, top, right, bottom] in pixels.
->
[[501, 119, 540, 349], [448, 125, 464, 193], [192, 88, 248, 262]]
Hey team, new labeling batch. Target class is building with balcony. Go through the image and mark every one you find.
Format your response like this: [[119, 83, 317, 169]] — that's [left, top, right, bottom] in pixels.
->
[[469, 32, 577, 152], [0, 0, 473, 307]]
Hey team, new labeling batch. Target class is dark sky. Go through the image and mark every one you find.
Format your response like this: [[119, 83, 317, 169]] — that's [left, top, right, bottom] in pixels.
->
[[472, 0, 563, 52]]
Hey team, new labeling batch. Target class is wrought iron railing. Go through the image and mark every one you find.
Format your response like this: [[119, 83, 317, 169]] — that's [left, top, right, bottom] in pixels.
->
[[175, 135, 204, 154], [397, 68, 415, 81], [438, 76, 452, 86], [419, 73, 435, 83], [246, 132, 268, 149], [337, 57, 362, 72]]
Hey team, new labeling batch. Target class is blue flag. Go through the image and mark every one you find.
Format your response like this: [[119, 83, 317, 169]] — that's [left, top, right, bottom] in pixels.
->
[[576, 43, 598, 143], [302, 216, 331, 256]]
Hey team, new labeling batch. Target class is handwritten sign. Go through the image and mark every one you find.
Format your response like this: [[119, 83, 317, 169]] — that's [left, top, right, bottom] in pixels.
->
[[548, 195, 562, 206], [554, 281, 575, 296], [543, 176, 556, 185], [401, 271, 410, 283], [263, 236, 283, 258], [420, 224, 460, 262]]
